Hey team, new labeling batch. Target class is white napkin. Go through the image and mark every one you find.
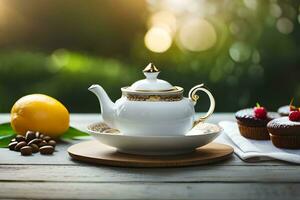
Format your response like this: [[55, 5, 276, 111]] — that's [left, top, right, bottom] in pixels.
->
[[216, 121, 300, 164]]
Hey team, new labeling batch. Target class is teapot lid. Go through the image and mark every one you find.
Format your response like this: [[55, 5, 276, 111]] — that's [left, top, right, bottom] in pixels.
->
[[127, 63, 177, 92]]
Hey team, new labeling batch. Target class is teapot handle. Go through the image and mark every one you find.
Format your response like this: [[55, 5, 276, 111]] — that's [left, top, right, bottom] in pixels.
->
[[188, 84, 215, 126]]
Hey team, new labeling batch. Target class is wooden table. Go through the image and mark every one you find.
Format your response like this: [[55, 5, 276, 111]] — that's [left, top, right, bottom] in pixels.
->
[[0, 114, 299, 200]]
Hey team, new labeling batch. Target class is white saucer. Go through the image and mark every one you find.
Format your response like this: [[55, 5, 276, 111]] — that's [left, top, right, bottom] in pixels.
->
[[87, 122, 222, 155]]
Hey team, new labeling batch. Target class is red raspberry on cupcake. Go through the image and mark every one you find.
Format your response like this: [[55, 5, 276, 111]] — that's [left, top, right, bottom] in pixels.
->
[[289, 109, 300, 122], [254, 103, 267, 119], [235, 103, 279, 140]]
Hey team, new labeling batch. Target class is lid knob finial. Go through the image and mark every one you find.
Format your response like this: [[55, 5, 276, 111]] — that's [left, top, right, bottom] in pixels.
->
[[143, 63, 160, 73]]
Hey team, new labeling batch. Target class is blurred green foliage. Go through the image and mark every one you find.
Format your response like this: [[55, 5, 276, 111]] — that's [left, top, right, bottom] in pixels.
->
[[0, 0, 300, 113], [0, 51, 140, 113], [1, 48, 299, 113]]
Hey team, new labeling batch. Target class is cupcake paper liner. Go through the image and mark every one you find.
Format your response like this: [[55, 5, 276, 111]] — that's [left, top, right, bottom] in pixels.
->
[[270, 134, 300, 149], [238, 124, 270, 140]]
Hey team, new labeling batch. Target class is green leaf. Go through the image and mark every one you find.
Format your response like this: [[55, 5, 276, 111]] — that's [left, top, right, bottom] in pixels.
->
[[0, 123, 16, 147], [0, 134, 16, 148], [59, 127, 89, 140], [0, 123, 14, 136], [0, 122, 89, 147]]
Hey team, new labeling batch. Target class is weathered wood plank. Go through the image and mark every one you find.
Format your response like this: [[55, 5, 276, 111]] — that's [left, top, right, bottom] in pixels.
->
[[0, 165, 299, 183], [0, 182, 299, 200], [0, 142, 284, 166], [0, 139, 80, 165]]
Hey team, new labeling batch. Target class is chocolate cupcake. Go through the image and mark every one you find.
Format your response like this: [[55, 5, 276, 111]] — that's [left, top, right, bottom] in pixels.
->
[[267, 115, 300, 149], [277, 105, 290, 116], [235, 106, 279, 140]]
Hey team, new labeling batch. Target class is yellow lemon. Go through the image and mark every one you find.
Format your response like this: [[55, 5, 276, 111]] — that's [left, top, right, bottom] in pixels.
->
[[11, 94, 69, 138]]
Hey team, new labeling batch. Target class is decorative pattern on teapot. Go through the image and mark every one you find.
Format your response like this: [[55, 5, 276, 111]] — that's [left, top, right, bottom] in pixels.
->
[[89, 63, 215, 136]]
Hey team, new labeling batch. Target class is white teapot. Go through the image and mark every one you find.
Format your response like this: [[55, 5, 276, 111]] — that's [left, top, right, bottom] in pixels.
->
[[89, 63, 215, 136]]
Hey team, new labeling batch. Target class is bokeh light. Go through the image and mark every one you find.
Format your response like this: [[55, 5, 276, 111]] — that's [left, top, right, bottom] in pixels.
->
[[149, 11, 177, 34], [144, 26, 172, 53], [229, 42, 252, 63], [248, 64, 264, 77], [270, 3, 282, 18], [177, 18, 217, 52], [243, 0, 257, 10], [252, 50, 260, 64], [283, 4, 297, 20], [160, 0, 193, 14], [229, 21, 240, 35], [276, 17, 294, 34]]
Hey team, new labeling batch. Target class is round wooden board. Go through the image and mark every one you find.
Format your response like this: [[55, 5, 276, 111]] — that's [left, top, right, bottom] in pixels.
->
[[68, 140, 233, 168]]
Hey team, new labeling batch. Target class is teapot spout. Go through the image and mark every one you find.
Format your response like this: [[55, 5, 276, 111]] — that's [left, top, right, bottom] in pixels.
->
[[88, 84, 115, 127]]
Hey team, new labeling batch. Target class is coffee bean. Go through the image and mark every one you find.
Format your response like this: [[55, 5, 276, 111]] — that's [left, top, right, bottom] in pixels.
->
[[14, 141, 27, 151], [39, 134, 44, 139], [20, 146, 32, 156], [10, 138, 16, 143], [35, 132, 40, 138], [28, 138, 42, 146], [48, 140, 56, 147], [40, 145, 54, 155], [43, 136, 51, 141], [15, 135, 25, 142], [38, 140, 47, 147], [30, 144, 39, 153], [25, 131, 36, 142], [8, 141, 18, 150]]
